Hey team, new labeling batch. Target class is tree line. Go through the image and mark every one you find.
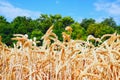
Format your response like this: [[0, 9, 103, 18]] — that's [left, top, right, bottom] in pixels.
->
[[0, 14, 120, 46]]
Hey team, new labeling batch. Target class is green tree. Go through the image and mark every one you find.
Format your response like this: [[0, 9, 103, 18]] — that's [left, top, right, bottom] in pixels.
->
[[0, 16, 13, 45], [31, 29, 43, 40], [36, 14, 74, 40], [37, 14, 53, 33], [115, 26, 120, 34], [50, 14, 62, 23], [101, 17, 117, 28], [62, 16, 74, 27], [0, 14, 119, 46], [0, 16, 8, 23], [71, 22, 86, 40], [53, 16, 74, 40], [87, 23, 115, 38], [11, 16, 37, 36], [80, 18, 95, 30]]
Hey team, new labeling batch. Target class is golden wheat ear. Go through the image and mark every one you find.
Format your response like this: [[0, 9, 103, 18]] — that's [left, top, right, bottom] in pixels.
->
[[0, 25, 120, 80]]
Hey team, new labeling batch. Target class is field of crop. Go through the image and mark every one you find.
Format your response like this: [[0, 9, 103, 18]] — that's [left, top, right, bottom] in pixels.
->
[[0, 26, 120, 80]]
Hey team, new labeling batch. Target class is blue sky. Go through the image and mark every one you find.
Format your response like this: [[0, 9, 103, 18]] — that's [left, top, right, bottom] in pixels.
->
[[0, 0, 120, 24]]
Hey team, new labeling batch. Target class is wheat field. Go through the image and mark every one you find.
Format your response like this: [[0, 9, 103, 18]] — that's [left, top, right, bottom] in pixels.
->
[[0, 26, 120, 80]]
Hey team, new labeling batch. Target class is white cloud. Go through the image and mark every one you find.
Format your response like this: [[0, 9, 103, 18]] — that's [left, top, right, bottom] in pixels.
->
[[94, 0, 120, 24], [0, 1, 41, 20], [94, 0, 120, 15]]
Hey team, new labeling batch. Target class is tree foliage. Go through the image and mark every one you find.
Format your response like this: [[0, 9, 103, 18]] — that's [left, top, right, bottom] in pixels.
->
[[101, 17, 117, 28], [71, 22, 86, 40], [80, 18, 95, 30], [87, 23, 115, 37], [0, 15, 120, 46]]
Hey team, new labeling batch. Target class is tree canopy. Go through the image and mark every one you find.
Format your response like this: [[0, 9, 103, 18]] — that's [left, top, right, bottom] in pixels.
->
[[0, 14, 120, 46]]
